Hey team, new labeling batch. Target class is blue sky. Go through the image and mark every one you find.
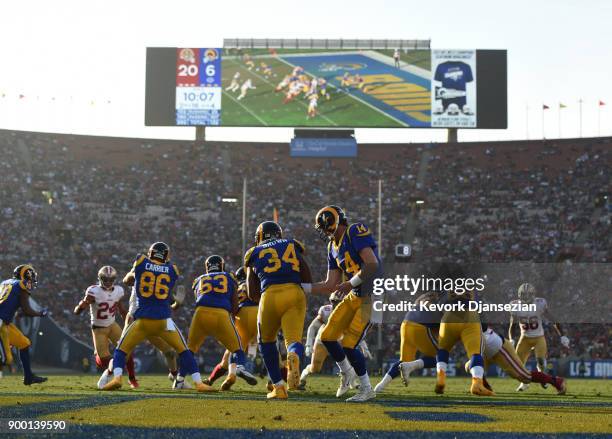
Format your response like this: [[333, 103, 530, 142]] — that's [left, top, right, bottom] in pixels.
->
[[0, 0, 610, 142]]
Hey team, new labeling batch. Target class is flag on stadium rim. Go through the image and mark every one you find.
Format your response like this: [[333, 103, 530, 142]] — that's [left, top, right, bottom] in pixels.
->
[[543, 104, 550, 110], [599, 100, 606, 106], [559, 103, 567, 109]]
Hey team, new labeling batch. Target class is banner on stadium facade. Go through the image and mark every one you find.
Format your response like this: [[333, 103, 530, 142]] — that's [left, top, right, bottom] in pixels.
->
[[568, 360, 612, 378], [290, 137, 357, 157]]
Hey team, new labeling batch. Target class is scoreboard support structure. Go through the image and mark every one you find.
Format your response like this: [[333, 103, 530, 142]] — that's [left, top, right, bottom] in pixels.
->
[[195, 126, 206, 141]]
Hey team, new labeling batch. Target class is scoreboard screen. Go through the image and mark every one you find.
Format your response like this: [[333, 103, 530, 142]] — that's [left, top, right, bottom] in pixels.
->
[[175, 48, 222, 125], [145, 47, 507, 129]]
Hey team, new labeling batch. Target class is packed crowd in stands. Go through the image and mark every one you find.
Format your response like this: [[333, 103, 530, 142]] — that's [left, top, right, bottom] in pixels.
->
[[0, 129, 609, 369]]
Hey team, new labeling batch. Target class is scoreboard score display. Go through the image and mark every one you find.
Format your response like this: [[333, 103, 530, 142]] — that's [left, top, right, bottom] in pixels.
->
[[175, 48, 222, 125], [145, 47, 507, 129]]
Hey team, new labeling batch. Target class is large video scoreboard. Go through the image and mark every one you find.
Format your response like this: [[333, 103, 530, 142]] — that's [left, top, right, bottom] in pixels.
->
[[145, 47, 507, 129]]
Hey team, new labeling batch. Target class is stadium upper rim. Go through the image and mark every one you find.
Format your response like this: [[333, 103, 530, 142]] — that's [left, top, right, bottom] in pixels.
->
[[222, 38, 431, 50]]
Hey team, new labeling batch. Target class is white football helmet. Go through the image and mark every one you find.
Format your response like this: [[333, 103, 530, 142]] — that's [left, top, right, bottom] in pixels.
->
[[518, 283, 536, 303], [98, 266, 117, 289]]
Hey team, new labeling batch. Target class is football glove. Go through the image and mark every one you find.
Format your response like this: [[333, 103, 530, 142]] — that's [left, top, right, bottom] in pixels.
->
[[560, 336, 570, 348], [40, 308, 48, 317], [305, 345, 312, 357], [173, 285, 186, 305]]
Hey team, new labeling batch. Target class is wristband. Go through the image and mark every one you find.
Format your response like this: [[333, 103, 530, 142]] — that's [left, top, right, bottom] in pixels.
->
[[349, 274, 362, 287], [301, 283, 312, 293]]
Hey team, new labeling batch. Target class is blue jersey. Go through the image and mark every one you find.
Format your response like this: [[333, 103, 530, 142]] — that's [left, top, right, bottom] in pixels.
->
[[244, 238, 305, 292], [193, 271, 237, 313], [131, 255, 180, 320], [0, 279, 28, 324], [434, 61, 473, 108], [237, 282, 257, 308], [327, 223, 382, 297]]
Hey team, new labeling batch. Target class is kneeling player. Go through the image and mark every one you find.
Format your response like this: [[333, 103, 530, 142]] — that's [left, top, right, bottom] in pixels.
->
[[0, 265, 48, 385], [245, 221, 311, 399], [185, 256, 256, 390], [375, 292, 440, 392], [73, 266, 138, 388], [103, 242, 212, 392]]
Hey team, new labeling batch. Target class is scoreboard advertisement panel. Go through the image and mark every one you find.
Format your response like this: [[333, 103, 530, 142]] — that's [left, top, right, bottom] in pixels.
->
[[145, 47, 507, 128]]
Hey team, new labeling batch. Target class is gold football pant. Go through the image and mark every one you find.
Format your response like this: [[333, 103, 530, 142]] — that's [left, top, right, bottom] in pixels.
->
[[117, 318, 189, 356], [320, 292, 371, 349], [188, 306, 242, 353], [400, 321, 438, 362], [257, 283, 306, 347], [438, 321, 484, 357], [92, 322, 123, 359], [0, 322, 31, 365], [516, 335, 547, 364]]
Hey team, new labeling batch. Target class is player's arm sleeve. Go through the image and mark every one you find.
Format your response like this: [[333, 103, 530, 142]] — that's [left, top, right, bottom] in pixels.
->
[[306, 317, 323, 347]]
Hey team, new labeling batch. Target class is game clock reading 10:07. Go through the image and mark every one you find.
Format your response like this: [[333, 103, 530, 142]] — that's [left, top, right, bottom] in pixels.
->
[[175, 48, 222, 126]]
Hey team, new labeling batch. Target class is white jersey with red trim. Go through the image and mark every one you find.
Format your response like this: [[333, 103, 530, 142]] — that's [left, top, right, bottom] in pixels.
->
[[86, 285, 124, 327], [318, 304, 333, 325], [510, 297, 547, 337], [483, 328, 503, 358]]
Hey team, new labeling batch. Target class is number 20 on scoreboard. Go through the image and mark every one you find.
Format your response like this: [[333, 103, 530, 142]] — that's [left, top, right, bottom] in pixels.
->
[[176, 48, 222, 87]]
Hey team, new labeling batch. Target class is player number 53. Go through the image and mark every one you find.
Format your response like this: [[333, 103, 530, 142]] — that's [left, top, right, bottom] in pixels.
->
[[139, 272, 171, 299]]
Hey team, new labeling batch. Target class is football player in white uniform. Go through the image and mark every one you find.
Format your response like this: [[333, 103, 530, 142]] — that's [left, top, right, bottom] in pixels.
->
[[508, 283, 569, 391], [466, 327, 566, 395], [237, 79, 256, 100], [74, 266, 138, 389], [299, 294, 372, 390], [225, 72, 241, 92], [307, 94, 318, 119]]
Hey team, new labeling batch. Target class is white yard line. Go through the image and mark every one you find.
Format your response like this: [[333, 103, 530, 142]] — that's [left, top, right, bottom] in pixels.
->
[[362, 50, 431, 80], [222, 89, 268, 126], [274, 56, 409, 127]]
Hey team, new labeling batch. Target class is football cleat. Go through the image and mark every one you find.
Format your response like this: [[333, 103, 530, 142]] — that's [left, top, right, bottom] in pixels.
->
[[516, 382, 529, 392], [336, 368, 357, 398], [553, 376, 567, 395], [173, 376, 189, 390], [23, 375, 47, 386], [373, 379, 389, 393], [266, 380, 274, 392], [470, 378, 495, 396], [236, 365, 257, 386], [346, 386, 376, 402], [267, 384, 288, 400], [220, 375, 236, 391], [296, 380, 307, 391], [400, 361, 417, 386], [128, 378, 139, 389], [97, 370, 111, 389], [286, 352, 300, 390], [195, 381, 216, 393], [482, 376, 493, 392], [102, 376, 122, 391], [435, 370, 446, 394]]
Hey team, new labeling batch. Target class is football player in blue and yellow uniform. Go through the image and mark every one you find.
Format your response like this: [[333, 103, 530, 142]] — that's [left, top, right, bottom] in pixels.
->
[[0, 265, 48, 385], [434, 263, 493, 396], [374, 292, 441, 393], [205, 266, 259, 387], [103, 242, 213, 392], [186, 255, 256, 391], [307, 205, 382, 402], [244, 221, 312, 399]]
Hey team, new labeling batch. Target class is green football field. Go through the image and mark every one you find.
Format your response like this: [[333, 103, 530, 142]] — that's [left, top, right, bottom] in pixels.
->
[[1, 374, 610, 438], [220, 56, 404, 128]]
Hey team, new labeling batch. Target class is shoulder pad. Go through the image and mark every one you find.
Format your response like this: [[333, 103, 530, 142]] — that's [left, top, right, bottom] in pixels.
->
[[132, 254, 146, 269], [244, 247, 256, 267], [350, 222, 371, 237], [293, 239, 306, 254]]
